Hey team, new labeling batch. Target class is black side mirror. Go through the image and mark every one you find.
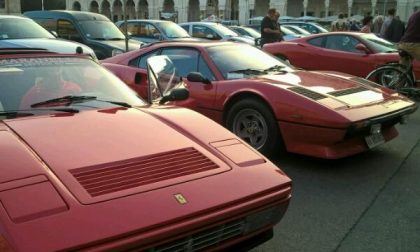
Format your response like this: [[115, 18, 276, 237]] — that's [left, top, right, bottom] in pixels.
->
[[187, 72, 211, 84], [159, 88, 189, 105]]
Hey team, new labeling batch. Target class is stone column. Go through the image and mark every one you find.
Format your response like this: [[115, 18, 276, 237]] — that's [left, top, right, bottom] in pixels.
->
[[396, 0, 410, 22], [348, 0, 353, 18], [325, 0, 330, 17], [371, 0, 377, 15], [199, 0, 207, 20], [238, 0, 249, 25], [176, 0, 188, 23], [219, 0, 226, 19], [303, 0, 308, 16]]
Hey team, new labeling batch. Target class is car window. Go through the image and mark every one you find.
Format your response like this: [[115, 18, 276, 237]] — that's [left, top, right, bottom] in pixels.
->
[[34, 19, 57, 33], [0, 18, 55, 39], [307, 37, 325, 47], [180, 24, 189, 32], [129, 49, 161, 68], [192, 25, 221, 40], [325, 35, 362, 53], [57, 19, 82, 41], [198, 56, 216, 81], [161, 48, 200, 77]]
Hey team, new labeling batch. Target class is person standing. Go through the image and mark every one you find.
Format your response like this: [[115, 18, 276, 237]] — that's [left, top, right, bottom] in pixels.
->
[[372, 15, 384, 35], [260, 8, 282, 47], [380, 8, 396, 38], [384, 16, 405, 43], [331, 13, 349, 31], [274, 11, 284, 42], [398, 10, 420, 68], [360, 16, 373, 33]]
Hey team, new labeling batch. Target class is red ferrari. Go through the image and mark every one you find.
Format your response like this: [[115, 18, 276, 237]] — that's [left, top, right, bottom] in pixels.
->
[[0, 51, 292, 251], [263, 32, 420, 86], [102, 41, 417, 159]]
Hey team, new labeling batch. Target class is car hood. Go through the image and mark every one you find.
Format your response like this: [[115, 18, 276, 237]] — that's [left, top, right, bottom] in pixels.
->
[[0, 38, 95, 56], [3, 107, 232, 204], [257, 69, 395, 106], [90, 38, 142, 51]]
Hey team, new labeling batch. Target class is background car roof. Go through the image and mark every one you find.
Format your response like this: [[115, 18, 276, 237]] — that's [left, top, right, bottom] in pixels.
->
[[24, 10, 110, 22]]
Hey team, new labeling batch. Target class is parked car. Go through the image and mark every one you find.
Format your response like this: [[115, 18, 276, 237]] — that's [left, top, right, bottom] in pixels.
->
[[0, 15, 95, 59], [24, 10, 142, 59], [282, 24, 311, 35], [280, 21, 328, 34], [115, 19, 197, 44], [229, 25, 261, 39], [0, 49, 291, 251], [262, 32, 420, 84], [179, 22, 255, 45], [243, 24, 303, 41], [102, 41, 417, 159]]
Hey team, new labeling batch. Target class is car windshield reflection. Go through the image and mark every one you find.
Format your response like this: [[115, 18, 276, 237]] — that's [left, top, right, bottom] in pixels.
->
[[0, 56, 145, 118], [207, 44, 293, 79]]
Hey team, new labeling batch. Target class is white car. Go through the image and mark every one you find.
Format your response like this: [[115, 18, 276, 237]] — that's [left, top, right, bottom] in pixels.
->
[[179, 22, 255, 45], [0, 15, 96, 59]]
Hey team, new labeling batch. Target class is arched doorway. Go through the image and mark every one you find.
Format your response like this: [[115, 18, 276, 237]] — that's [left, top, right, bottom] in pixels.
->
[[90, 1, 99, 13], [126, 0, 136, 19], [73, 1, 81, 11], [137, 0, 148, 19], [101, 0, 111, 19], [113, 0, 123, 22], [161, 0, 177, 22], [205, 0, 219, 18], [230, 0, 239, 21], [188, 0, 200, 21], [253, 0, 269, 17]]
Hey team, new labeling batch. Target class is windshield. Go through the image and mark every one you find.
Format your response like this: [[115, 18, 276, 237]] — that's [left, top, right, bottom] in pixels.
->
[[206, 44, 293, 79], [156, 22, 190, 38], [210, 24, 239, 37], [283, 25, 311, 35], [0, 56, 145, 118], [361, 33, 398, 53], [80, 20, 125, 40], [237, 26, 261, 38], [0, 18, 55, 40]]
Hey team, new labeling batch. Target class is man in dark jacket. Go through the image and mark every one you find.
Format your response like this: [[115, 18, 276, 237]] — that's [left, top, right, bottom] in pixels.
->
[[384, 16, 405, 43], [398, 10, 420, 68], [260, 8, 282, 47]]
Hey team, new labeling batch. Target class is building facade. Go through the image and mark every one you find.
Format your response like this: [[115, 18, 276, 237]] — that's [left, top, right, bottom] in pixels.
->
[[66, 0, 419, 24], [0, 0, 22, 15]]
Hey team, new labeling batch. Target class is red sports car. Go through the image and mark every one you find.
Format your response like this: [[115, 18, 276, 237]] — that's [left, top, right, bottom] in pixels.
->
[[102, 41, 417, 159], [262, 32, 420, 86], [0, 50, 291, 251]]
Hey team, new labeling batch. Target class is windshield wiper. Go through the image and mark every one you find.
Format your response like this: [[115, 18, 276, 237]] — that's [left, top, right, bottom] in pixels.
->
[[31, 95, 97, 108], [0, 108, 79, 119], [264, 65, 286, 72], [98, 100, 132, 108], [0, 111, 35, 118], [229, 68, 267, 75], [31, 95, 132, 109]]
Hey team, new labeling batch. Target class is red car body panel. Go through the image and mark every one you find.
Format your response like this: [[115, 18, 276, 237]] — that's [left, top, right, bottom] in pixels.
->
[[263, 32, 420, 86], [0, 53, 292, 251], [102, 41, 416, 159]]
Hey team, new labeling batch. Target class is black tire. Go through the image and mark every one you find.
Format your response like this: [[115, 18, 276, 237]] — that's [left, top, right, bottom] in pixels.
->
[[366, 65, 414, 90], [225, 99, 281, 157]]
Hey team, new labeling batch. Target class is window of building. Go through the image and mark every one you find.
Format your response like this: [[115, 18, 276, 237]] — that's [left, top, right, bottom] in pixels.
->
[[0, 0, 5, 9]]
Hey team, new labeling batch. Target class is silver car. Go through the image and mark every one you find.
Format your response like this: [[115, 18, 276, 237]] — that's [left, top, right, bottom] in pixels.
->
[[0, 15, 96, 59]]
